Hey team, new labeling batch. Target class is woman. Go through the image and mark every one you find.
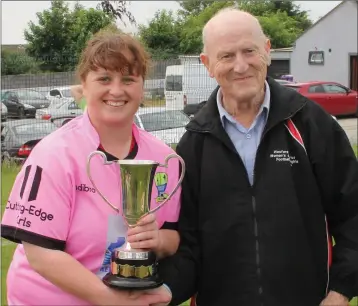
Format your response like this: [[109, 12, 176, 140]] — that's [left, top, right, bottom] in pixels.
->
[[1, 30, 180, 306]]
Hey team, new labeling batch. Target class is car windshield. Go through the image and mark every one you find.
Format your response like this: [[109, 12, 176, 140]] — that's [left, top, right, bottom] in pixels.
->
[[139, 110, 189, 132], [17, 90, 46, 100], [14, 123, 57, 137], [61, 89, 72, 98]]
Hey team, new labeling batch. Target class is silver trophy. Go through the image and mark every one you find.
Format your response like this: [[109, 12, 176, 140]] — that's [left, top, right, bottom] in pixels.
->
[[86, 151, 185, 290]]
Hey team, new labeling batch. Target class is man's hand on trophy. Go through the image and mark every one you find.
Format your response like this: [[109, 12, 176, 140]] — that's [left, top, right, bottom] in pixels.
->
[[127, 213, 162, 252]]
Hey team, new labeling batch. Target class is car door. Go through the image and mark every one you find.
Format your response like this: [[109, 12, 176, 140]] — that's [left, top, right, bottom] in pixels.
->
[[322, 83, 354, 116], [306, 84, 332, 113], [5, 92, 22, 116]]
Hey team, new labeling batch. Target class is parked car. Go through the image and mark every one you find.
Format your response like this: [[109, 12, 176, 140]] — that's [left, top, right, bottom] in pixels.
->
[[283, 81, 358, 116], [46, 86, 75, 103], [275, 79, 294, 85], [134, 107, 190, 146], [36, 99, 83, 120], [1, 94, 36, 119], [1, 119, 58, 162], [1, 89, 49, 118], [1, 102, 8, 121]]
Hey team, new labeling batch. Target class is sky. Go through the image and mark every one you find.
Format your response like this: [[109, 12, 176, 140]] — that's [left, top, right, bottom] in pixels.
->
[[1, 1, 342, 45]]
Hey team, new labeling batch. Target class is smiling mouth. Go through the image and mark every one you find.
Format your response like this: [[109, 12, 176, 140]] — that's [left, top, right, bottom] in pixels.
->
[[103, 100, 128, 107], [235, 76, 252, 81]]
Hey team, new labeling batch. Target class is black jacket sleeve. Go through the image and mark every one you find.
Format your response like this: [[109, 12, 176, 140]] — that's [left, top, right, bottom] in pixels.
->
[[159, 131, 202, 305], [307, 106, 358, 300]]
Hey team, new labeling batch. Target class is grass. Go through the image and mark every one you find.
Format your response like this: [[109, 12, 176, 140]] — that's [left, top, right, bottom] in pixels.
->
[[1, 146, 358, 305]]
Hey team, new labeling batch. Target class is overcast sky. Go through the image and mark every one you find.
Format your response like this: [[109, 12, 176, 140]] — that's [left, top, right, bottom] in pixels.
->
[[1, 1, 341, 45]]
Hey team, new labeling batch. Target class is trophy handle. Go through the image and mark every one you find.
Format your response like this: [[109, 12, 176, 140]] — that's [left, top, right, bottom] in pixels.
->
[[86, 151, 119, 213], [148, 153, 186, 214]]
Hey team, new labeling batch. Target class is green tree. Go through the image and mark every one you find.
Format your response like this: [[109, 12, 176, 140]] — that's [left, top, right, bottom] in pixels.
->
[[138, 10, 182, 60], [97, 0, 136, 25], [24, 0, 114, 71], [258, 11, 303, 48], [1, 50, 40, 75], [180, 1, 235, 54], [237, 0, 312, 31], [177, 0, 217, 18]]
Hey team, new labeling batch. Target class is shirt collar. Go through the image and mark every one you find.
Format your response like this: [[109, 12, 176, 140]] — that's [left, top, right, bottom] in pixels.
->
[[216, 80, 271, 126]]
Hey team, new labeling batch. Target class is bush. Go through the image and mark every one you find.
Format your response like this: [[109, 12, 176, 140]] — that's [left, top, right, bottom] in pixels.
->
[[1, 50, 40, 75]]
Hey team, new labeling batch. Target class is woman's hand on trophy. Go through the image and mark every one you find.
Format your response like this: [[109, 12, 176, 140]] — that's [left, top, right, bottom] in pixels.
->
[[127, 213, 162, 252]]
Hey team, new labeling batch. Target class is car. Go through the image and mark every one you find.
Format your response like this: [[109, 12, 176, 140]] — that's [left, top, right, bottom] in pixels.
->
[[283, 81, 358, 116], [134, 107, 190, 146], [1, 102, 8, 121], [2, 89, 51, 110], [46, 86, 75, 102], [36, 99, 83, 121], [1, 119, 58, 163], [275, 79, 294, 85]]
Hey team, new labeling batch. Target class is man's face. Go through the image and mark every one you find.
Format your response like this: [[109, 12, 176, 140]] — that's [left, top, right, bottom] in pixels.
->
[[201, 25, 271, 102]]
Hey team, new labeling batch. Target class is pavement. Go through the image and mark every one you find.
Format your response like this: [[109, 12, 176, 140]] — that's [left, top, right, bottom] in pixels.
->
[[338, 117, 357, 145]]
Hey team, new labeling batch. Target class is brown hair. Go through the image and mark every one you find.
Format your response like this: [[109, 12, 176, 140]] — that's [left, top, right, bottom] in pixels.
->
[[77, 29, 151, 81]]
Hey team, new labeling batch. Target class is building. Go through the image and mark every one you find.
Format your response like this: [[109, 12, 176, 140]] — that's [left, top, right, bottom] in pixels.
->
[[179, 50, 293, 79], [290, 1, 358, 90]]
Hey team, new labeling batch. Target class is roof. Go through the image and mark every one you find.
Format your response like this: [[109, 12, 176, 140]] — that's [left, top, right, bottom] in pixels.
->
[[1, 119, 52, 127], [295, 1, 356, 42]]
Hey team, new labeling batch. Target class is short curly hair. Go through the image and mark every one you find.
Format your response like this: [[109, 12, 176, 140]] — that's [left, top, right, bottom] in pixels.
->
[[77, 29, 151, 81]]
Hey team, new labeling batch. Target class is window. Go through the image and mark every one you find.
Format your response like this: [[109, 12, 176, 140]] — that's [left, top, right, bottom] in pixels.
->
[[68, 101, 80, 110], [165, 75, 183, 91], [17, 90, 45, 100], [308, 85, 325, 93], [50, 90, 61, 97], [139, 110, 189, 132], [60, 89, 72, 98], [14, 123, 57, 137], [308, 51, 324, 65], [323, 84, 347, 94]]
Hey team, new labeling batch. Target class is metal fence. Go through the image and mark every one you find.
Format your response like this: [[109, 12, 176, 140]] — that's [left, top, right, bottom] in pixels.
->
[[1, 57, 223, 163]]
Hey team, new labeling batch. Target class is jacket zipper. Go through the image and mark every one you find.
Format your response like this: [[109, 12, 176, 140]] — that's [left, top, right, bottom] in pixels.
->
[[250, 107, 306, 305], [187, 103, 305, 306]]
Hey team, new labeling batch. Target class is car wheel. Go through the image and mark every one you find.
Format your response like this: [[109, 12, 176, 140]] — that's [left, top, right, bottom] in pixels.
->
[[62, 119, 72, 126]]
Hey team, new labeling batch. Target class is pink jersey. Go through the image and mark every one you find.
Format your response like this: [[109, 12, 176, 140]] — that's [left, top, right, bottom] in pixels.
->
[[1, 110, 181, 306]]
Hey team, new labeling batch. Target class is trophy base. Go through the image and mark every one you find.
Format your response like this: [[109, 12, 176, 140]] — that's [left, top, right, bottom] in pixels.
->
[[103, 272, 163, 290]]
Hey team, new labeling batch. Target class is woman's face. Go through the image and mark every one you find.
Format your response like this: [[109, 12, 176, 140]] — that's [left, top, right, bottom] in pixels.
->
[[82, 66, 144, 127]]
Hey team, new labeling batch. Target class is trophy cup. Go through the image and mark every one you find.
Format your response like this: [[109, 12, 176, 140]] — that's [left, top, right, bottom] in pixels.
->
[[86, 151, 185, 290]]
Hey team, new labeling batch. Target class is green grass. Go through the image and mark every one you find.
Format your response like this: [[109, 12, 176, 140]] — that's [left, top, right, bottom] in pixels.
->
[[1, 145, 357, 305]]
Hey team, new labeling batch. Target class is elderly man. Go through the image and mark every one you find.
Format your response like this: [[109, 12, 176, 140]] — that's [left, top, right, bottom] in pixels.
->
[[159, 8, 358, 306]]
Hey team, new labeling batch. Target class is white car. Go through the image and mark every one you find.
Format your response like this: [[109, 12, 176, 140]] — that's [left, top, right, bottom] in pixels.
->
[[134, 107, 190, 146], [46, 86, 74, 103], [36, 100, 83, 122]]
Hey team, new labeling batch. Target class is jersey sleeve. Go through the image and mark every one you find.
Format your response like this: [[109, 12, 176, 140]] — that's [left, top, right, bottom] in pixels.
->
[[1, 152, 72, 251], [153, 155, 182, 231]]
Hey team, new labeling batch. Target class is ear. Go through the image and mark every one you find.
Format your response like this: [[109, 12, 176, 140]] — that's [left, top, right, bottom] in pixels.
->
[[200, 53, 214, 78], [265, 39, 271, 54]]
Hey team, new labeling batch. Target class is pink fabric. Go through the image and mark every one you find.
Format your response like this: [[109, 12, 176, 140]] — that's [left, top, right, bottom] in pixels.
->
[[2, 110, 181, 305]]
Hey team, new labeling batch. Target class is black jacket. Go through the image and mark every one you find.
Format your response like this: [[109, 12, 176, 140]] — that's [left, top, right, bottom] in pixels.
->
[[159, 77, 358, 306]]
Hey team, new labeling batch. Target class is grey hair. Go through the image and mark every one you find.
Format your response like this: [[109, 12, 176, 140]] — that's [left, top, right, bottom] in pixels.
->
[[202, 7, 271, 65]]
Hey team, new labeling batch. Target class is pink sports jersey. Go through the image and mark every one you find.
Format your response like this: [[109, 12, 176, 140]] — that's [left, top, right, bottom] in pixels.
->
[[1, 110, 181, 306]]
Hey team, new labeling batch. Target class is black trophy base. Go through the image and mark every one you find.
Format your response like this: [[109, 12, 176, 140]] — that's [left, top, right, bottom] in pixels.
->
[[103, 273, 163, 290]]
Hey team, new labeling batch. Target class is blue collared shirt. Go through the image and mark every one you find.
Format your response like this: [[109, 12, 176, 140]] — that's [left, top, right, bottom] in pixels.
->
[[217, 81, 271, 185]]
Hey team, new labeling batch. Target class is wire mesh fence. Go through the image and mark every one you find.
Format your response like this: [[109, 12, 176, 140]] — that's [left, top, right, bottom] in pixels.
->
[[1, 56, 221, 163], [1, 53, 357, 164]]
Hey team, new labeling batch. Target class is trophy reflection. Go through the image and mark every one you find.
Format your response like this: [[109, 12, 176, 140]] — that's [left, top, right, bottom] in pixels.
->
[[87, 151, 185, 290]]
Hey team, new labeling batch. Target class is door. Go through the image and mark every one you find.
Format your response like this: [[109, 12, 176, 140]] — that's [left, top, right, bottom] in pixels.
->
[[5, 92, 21, 115], [322, 83, 355, 116], [165, 75, 184, 110], [306, 84, 332, 113], [350, 55, 358, 91], [267, 60, 290, 79]]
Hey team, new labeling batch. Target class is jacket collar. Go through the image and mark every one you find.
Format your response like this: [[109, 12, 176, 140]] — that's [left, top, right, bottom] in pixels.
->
[[186, 76, 307, 136]]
